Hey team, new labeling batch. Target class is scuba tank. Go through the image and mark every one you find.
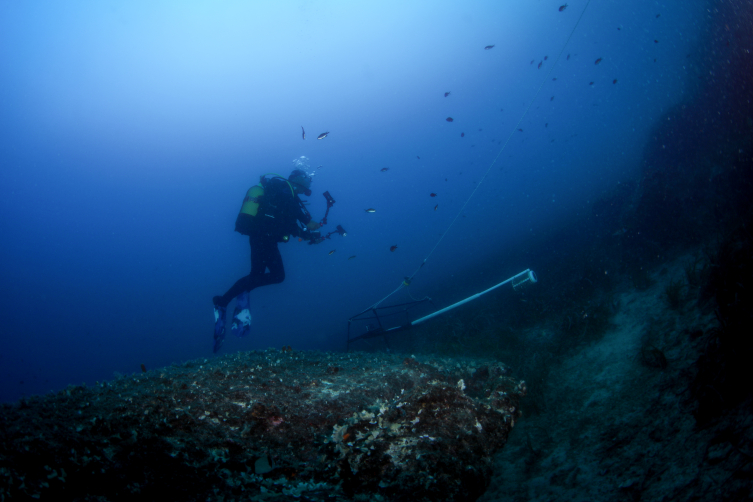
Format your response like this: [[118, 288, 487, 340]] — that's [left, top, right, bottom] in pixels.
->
[[235, 183, 265, 235], [239, 184, 265, 217], [234, 174, 300, 238]]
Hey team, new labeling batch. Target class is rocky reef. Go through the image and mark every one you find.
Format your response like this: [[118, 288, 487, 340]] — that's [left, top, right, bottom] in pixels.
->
[[0, 350, 524, 501]]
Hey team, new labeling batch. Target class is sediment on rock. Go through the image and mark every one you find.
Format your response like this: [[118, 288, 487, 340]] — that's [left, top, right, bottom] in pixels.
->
[[0, 350, 523, 501]]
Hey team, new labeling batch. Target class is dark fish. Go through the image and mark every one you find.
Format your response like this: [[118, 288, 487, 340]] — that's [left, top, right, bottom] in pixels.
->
[[380, 167, 389, 172], [613, 79, 618, 84], [550, 96, 554, 101], [530, 60, 535, 64], [317, 132, 329, 140], [545, 123, 548, 127], [654, 39, 659, 43], [417, 156, 420, 159], [656, 14, 661, 18], [461, 132, 464, 137], [518, 128, 523, 132], [484, 45, 495, 50], [553, 77, 557, 81], [444, 92, 451, 97], [365, 208, 376, 213], [348, 255, 356, 260], [434, 204, 438, 211], [544, 56, 548, 61], [589, 81, 594, 85], [595, 58, 603, 65], [328, 249, 336, 255], [430, 193, 437, 197], [567, 54, 570, 60], [301, 126, 306, 140], [559, 4, 568, 11], [538, 61, 542, 69], [390, 245, 398, 252], [446, 117, 454, 122]]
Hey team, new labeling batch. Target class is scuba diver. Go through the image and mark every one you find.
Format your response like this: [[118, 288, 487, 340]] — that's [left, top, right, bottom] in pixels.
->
[[212, 168, 322, 353]]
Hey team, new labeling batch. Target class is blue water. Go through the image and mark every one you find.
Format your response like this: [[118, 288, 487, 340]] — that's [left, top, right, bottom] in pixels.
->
[[0, 1, 708, 403]]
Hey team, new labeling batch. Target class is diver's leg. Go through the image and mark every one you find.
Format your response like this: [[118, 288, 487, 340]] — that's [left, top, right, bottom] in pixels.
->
[[213, 236, 284, 347], [214, 275, 254, 309], [228, 236, 281, 338], [212, 236, 259, 350], [214, 235, 263, 308], [254, 239, 285, 287]]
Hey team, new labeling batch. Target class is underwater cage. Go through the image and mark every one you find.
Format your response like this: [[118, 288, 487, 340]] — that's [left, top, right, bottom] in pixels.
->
[[347, 269, 537, 351]]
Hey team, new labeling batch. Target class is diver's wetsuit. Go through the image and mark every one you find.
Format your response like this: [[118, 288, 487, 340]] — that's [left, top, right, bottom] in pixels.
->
[[215, 177, 312, 308]]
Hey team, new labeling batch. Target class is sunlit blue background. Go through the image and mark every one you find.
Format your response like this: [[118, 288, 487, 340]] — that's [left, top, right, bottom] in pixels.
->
[[0, 0, 705, 402]]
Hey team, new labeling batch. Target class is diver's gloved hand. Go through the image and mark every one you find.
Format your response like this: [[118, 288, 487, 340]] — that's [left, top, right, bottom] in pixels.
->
[[213, 297, 226, 353], [231, 291, 252, 338]]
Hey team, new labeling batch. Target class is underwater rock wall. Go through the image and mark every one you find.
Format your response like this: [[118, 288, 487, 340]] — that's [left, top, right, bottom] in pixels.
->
[[0, 350, 524, 501]]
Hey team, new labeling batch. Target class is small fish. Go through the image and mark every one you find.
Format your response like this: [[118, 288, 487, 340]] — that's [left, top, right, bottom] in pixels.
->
[[654, 39, 659, 43], [417, 156, 420, 159], [567, 54, 570, 60], [559, 4, 568, 12], [317, 132, 329, 140], [348, 255, 356, 260], [301, 126, 306, 140], [595, 58, 603, 65], [552, 77, 557, 81], [589, 81, 594, 85], [444, 91, 451, 97], [390, 245, 398, 252], [550, 96, 554, 101], [446, 117, 454, 122], [380, 167, 389, 172], [530, 60, 534, 65], [434, 204, 438, 211], [613, 79, 618, 84], [545, 123, 548, 127], [365, 208, 376, 213], [317, 165, 323, 169], [544, 56, 548, 61], [430, 193, 437, 197], [484, 45, 495, 50], [518, 128, 523, 132], [328, 250, 336, 255], [461, 132, 465, 137], [538, 61, 542, 69], [656, 14, 661, 18]]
